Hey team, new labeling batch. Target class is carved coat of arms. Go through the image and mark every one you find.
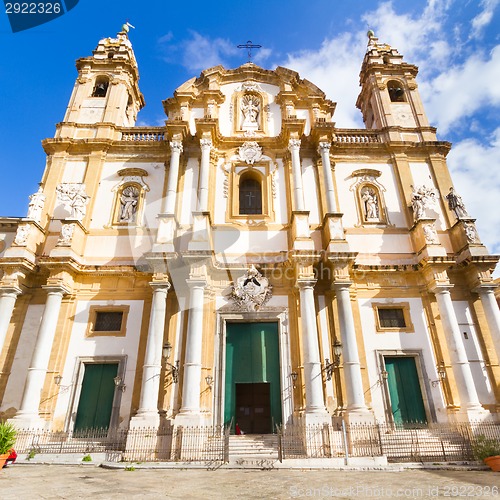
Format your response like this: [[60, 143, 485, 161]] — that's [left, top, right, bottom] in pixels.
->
[[229, 265, 272, 311]]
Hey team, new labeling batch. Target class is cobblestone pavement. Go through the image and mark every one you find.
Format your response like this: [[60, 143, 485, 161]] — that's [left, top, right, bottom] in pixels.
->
[[1, 464, 500, 499]]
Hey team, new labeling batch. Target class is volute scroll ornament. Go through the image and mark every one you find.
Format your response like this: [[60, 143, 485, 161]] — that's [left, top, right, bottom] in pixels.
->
[[229, 265, 272, 311]]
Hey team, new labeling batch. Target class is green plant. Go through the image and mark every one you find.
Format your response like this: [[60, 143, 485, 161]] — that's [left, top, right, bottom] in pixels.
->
[[125, 465, 135, 471], [0, 422, 17, 455], [26, 448, 37, 460], [82, 454, 92, 462], [472, 435, 500, 461]]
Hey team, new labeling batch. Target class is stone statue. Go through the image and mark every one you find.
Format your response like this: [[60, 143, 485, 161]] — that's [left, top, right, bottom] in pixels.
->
[[14, 225, 29, 246], [58, 223, 75, 246], [56, 183, 90, 221], [119, 185, 140, 222], [464, 222, 479, 243], [410, 185, 438, 221], [361, 186, 379, 220], [446, 187, 469, 219], [423, 223, 439, 244], [241, 95, 260, 129], [27, 186, 45, 223]]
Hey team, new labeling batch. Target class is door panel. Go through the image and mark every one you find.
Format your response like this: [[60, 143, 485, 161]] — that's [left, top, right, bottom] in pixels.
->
[[385, 357, 427, 425], [74, 363, 118, 431], [225, 322, 281, 433], [236, 383, 271, 434]]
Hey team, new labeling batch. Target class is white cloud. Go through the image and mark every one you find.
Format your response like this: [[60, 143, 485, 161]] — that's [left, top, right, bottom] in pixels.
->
[[422, 45, 500, 133], [279, 32, 367, 128], [160, 31, 238, 72], [471, 0, 500, 39], [447, 127, 500, 256]]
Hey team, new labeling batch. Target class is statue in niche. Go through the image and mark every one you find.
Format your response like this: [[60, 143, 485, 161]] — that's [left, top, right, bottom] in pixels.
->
[[27, 186, 46, 223], [119, 185, 140, 222], [241, 94, 260, 130], [446, 187, 469, 219], [361, 186, 380, 221]]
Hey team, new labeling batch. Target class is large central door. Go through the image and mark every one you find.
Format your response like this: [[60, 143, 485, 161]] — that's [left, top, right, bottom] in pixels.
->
[[74, 363, 118, 431], [225, 322, 281, 434], [385, 357, 427, 425]]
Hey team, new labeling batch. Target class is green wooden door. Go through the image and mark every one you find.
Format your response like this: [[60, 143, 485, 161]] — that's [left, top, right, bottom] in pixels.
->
[[385, 357, 427, 425], [74, 363, 118, 431], [225, 322, 281, 433]]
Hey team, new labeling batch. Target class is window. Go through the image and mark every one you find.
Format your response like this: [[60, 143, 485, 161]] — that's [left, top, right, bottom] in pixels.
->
[[239, 175, 262, 215], [387, 80, 405, 102], [378, 308, 405, 328], [95, 311, 123, 332], [86, 306, 129, 337], [373, 303, 414, 333], [92, 77, 109, 98]]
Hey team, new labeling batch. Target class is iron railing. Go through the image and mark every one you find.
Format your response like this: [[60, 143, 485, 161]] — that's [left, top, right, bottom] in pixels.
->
[[277, 421, 500, 463], [14, 421, 500, 463]]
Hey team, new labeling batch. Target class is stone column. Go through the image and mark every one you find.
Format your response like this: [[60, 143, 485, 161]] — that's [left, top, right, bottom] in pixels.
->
[[164, 140, 183, 214], [318, 142, 337, 213], [197, 139, 212, 212], [13, 286, 67, 427], [177, 278, 207, 421], [476, 286, 500, 359], [334, 283, 370, 419], [289, 139, 305, 211], [297, 280, 329, 421], [131, 281, 170, 427], [433, 287, 484, 416], [0, 287, 21, 354]]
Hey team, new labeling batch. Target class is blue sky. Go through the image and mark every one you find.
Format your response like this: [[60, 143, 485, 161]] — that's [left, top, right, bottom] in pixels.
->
[[1, 0, 499, 257]]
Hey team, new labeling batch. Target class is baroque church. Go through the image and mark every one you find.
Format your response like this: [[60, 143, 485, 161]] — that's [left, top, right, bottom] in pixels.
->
[[1, 25, 500, 450]]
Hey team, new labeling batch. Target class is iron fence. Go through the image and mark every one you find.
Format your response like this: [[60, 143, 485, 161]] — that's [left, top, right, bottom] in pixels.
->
[[15, 427, 128, 455], [14, 424, 230, 464], [277, 421, 500, 462]]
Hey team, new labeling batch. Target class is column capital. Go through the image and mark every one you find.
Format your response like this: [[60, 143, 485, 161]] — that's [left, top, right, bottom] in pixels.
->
[[429, 284, 454, 295], [149, 280, 171, 293], [186, 277, 208, 289], [332, 281, 353, 292], [200, 138, 212, 150], [296, 278, 317, 290], [169, 140, 183, 154], [473, 284, 497, 295], [317, 141, 331, 154], [0, 286, 22, 297], [41, 284, 71, 296], [288, 138, 301, 152]]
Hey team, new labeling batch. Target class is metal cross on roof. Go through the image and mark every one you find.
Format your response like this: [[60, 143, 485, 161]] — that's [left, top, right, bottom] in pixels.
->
[[237, 40, 262, 63]]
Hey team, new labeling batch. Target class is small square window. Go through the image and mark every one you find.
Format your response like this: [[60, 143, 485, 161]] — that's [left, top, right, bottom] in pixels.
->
[[86, 306, 129, 337], [373, 302, 414, 333], [94, 311, 123, 332], [378, 308, 406, 328]]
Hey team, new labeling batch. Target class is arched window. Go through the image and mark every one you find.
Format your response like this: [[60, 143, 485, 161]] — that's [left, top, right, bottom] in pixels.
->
[[387, 80, 405, 102], [92, 76, 109, 98], [239, 174, 262, 215]]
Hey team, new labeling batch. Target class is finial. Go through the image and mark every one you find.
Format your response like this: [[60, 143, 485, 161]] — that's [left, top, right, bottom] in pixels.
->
[[367, 29, 375, 39], [121, 21, 135, 35]]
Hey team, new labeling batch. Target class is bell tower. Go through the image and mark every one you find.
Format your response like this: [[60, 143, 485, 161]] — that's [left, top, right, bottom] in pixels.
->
[[60, 24, 145, 136], [356, 31, 436, 141]]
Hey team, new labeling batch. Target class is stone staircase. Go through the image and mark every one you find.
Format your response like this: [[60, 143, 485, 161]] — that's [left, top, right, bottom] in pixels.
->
[[227, 434, 279, 467]]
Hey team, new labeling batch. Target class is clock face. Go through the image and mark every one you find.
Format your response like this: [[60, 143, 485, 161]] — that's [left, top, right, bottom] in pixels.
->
[[395, 110, 415, 126]]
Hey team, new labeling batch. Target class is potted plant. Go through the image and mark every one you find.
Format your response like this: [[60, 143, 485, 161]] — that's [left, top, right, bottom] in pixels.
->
[[0, 422, 17, 469], [472, 435, 500, 471]]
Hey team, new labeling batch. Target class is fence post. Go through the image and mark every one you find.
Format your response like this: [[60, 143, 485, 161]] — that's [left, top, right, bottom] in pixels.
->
[[341, 420, 349, 464]]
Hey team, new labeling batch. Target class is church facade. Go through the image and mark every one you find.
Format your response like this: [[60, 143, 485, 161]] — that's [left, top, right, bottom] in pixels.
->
[[0, 28, 499, 440]]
